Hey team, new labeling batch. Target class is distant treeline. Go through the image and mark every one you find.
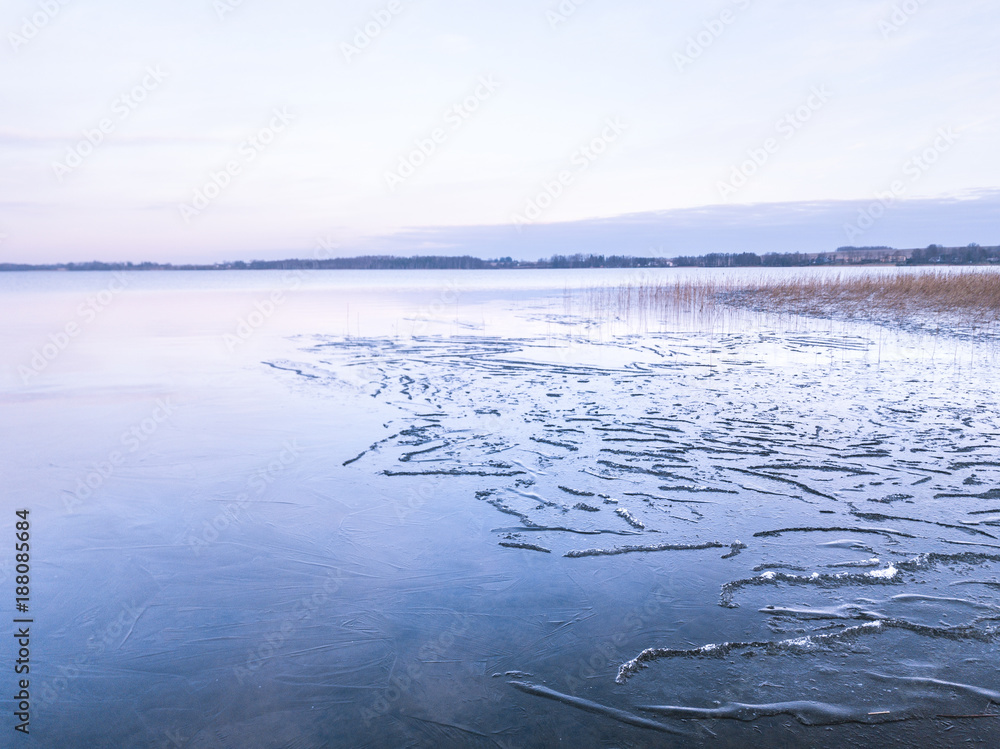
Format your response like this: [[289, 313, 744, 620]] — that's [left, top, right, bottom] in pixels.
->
[[2, 245, 998, 272], [673, 245, 1000, 267], [0, 256, 491, 271], [908, 244, 1000, 265]]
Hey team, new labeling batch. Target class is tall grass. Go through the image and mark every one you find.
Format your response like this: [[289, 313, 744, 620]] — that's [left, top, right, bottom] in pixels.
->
[[587, 270, 1000, 334], [732, 271, 1000, 322]]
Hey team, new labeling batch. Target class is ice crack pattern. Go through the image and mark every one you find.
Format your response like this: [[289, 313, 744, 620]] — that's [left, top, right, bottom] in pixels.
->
[[269, 327, 1000, 740]]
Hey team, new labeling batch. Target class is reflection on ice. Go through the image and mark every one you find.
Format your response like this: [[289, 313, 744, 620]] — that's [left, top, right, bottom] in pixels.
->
[[270, 298, 1000, 742], [4, 269, 1000, 746]]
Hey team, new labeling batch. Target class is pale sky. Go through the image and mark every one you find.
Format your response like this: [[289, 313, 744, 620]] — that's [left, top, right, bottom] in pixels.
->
[[1, 0, 997, 263]]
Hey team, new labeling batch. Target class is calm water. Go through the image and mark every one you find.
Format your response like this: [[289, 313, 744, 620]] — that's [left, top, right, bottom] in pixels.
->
[[2, 268, 999, 747]]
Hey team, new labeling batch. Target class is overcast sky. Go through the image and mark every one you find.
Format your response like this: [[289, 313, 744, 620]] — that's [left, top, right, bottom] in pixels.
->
[[1, 0, 997, 263]]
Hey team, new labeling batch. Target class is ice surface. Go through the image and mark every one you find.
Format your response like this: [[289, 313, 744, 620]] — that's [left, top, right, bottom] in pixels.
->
[[4, 268, 1000, 747]]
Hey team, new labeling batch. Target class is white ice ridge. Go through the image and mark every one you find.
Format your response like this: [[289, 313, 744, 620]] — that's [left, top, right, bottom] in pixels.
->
[[620, 600, 1000, 684], [615, 507, 645, 529], [721, 563, 909, 607], [638, 699, 912, 726], [565, 541, 725, 558], [616, 622, 885, 683], [827, 557, 880, 568], [868, 564, 899, 579]]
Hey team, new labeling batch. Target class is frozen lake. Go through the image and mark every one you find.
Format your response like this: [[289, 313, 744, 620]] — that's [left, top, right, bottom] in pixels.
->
[[2, 267, 1000, 747]]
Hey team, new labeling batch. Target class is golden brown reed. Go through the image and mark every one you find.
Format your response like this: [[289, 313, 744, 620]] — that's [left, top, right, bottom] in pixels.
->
[[587, 270, 1000, 332]]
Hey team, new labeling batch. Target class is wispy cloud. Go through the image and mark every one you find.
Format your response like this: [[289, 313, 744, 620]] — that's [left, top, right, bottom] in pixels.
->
[[362, 190, 1000, 260], [0, 0, 997, 261]]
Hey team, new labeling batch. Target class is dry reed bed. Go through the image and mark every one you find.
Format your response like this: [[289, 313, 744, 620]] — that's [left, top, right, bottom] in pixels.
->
[[589, 271, 1000, 332]]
